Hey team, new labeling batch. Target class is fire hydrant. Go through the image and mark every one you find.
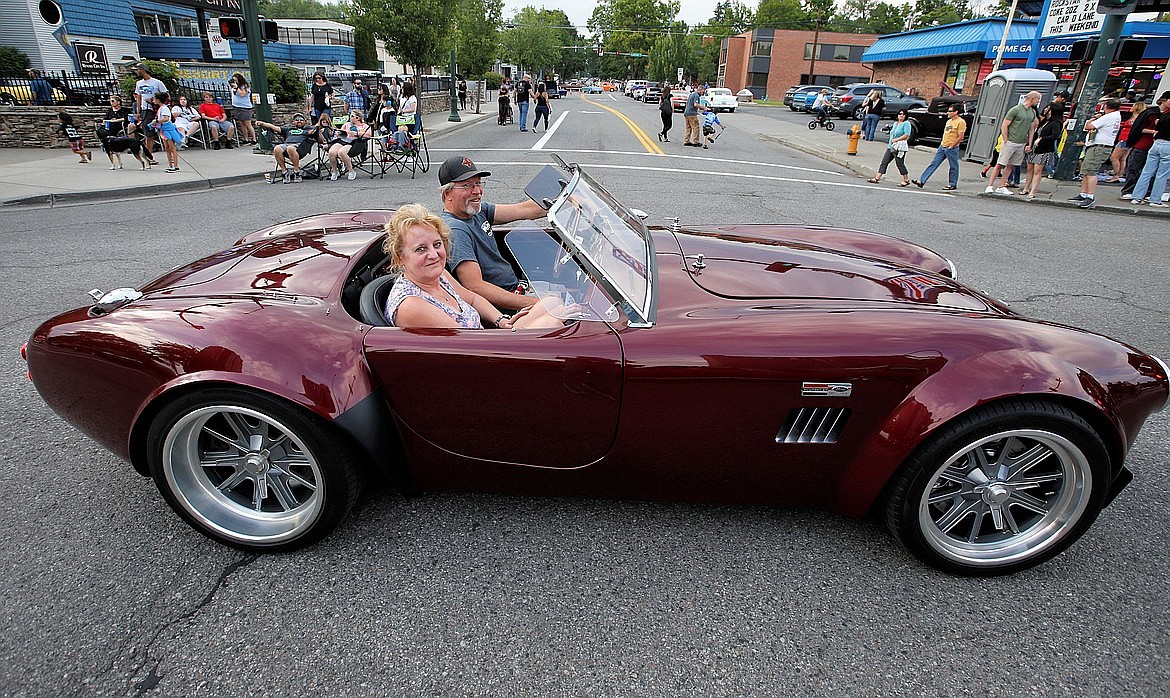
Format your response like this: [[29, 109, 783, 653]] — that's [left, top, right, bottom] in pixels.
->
[[846, 124, 862, 156]]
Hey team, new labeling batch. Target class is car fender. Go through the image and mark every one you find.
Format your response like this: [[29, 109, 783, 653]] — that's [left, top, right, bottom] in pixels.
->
[[831, 348, 1129, 517]]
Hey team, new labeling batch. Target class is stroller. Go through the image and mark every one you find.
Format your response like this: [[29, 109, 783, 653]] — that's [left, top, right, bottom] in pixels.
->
[[498, 93, 514, 126]]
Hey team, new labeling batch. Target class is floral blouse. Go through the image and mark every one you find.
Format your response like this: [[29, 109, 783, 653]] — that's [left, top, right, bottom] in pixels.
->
[[384, 275, 481, 329]]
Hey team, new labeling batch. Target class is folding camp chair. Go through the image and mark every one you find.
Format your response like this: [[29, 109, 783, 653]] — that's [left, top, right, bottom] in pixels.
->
[[386, 114, 430, 179]]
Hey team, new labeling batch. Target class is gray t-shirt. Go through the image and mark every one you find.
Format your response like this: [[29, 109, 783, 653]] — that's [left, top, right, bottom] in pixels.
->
[[443, 203, 520, 290], [684, 91, 701, 116]]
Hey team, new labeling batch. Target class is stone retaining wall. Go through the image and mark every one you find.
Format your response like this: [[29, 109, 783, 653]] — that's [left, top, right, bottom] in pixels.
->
[[1, 96, 451, 148]]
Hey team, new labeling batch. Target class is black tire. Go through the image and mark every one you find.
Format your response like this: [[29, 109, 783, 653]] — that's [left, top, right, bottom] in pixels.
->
[[824, 120, 835, 132], [789, 106, 797, 112], [146, 387, 362, 552], [908, 121, 919, 146], [885, 400, 1109, 576], [808, 120, 817, 130]]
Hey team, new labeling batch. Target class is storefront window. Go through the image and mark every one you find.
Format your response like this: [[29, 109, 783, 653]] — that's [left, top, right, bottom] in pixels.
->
[[945, 58, 969, 92]]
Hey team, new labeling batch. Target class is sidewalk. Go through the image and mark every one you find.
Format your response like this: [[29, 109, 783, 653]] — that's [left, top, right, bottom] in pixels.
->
[[0, 108, 495, 207], [2, 102, 1167, 217], [738, 104, 1169, 218]]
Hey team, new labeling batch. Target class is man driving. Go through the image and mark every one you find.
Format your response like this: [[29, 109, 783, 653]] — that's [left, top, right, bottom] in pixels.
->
[[438, 155, 547, 311]]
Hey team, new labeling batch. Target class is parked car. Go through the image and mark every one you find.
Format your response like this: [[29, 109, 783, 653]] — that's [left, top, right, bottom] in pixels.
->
[[907, 95, 978, 146], [784, 85, 833, 112], [736, 89, 754, 103], [641, 82, 662, 103], [0, 78, 68, 106], [583, 84, 603, 94], [669, 90, 689, 112], [702, 87, 737, 112], [830, 83, 926, 119], [24, 158, 1168, 576]]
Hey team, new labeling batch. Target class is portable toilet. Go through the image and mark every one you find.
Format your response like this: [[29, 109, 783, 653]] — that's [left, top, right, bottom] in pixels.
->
[[966, 68, 1057, 164]]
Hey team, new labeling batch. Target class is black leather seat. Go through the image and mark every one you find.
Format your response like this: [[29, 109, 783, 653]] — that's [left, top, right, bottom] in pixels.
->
[[358, 274, 398, 326]]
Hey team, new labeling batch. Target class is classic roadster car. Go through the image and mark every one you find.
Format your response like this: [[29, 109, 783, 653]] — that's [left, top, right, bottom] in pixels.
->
[[24, 159, 1168, 575]]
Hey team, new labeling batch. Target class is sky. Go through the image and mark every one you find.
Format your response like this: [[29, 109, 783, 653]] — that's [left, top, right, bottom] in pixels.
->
[[501, 0, 725, 35]]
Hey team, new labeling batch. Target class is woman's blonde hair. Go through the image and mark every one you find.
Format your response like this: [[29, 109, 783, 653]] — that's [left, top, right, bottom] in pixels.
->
[[382, 203, 451, 272]]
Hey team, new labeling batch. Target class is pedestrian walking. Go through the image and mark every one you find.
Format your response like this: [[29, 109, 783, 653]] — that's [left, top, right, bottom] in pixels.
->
[[1068, 98, 1122, 209], [867, 108, 911, 186], [657, 89, 673, 142], [1105, 102, 1143, 182], [861, 90, 885, 141], [515, 74, 532, 131], [1128, 91, 1170, 207], [912, 104, 966, 190], [497, 85, 510, 126], [683, 85, 705, 147], [986, 91, 1041, 194], [132, 63, 165, 164], [56, 111, 92, 163], [532, 82, 551, 133], [1022, 104, 1063, 200]]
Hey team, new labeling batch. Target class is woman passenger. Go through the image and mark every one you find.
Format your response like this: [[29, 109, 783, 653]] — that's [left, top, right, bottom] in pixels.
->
[[382, 204, 565, 330]]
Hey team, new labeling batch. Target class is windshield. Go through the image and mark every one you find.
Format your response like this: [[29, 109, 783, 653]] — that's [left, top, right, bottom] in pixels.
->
[[546, 168, 655, 326], [504, 225, 620, 324]]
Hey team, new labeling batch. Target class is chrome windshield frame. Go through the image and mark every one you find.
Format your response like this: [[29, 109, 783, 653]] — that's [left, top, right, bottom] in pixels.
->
[[545, 166, 657, 328]]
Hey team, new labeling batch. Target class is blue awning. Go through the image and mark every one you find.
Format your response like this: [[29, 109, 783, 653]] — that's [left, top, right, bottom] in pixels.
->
[[863, 18, 1037, 63]]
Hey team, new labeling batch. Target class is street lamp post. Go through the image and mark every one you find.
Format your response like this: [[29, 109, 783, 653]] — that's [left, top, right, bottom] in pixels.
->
[[448, 49, 461, 122]]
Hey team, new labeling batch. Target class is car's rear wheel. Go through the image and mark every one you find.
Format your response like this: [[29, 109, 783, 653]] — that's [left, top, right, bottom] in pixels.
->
[[146, 388, 362, 552], [885, 401, 1108, 576]]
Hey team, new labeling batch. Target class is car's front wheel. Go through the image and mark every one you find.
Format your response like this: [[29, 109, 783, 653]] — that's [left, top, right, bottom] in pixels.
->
[[146, 388, 362, 552], [885, 400, 1109, 576]]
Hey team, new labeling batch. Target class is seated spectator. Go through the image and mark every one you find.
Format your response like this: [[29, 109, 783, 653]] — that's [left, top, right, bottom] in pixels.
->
[[326, 109, 373, 181], [100, 95, 134, 139], [368, 82, 396, 134], [381, 203, 567, 330], [254, 113, 318, 184], [197, 92, 234, 149], [171, 95, 202, 146], [391, 81, 418, 151], [314, 112, 335, 146]]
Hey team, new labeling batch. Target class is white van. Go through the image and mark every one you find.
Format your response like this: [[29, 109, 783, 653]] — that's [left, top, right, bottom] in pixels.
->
[[625, 79, 647, 98]]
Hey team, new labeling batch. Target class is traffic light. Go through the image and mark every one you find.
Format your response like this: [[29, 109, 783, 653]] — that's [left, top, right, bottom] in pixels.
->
[[218, 16, 244, 39], [1096, 0, 1138, 14], [261, 19, 278, 43]]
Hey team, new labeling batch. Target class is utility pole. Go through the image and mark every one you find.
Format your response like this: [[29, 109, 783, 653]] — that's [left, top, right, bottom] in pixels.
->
[[240, 0, 272, 153], [1053, 9, 1128, 180], [808, 10, 821, 83]]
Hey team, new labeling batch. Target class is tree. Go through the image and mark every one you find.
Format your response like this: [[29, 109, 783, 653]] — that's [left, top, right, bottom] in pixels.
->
[[456, 0, 503, 78], [346, 0, 458, 75], [710, 0, 755, 34], [260, 0, 345, 19], [755, 0, 810, 30], [264, 61, 306, 102], [864, 2, 911, 34], [354, 25, 378, 70], [589, 0, 680, 79], [0, 46, 31, 73], [647, 23, 693, 83], [500, 7, 563, 77], [908, 0, 972, 29]]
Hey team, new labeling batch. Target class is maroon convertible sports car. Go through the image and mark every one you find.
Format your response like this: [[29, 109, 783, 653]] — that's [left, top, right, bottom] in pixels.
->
[[23, 158, 1169, 575]]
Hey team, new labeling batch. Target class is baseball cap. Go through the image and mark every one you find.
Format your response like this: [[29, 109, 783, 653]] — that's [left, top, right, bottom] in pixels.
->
[[1054, 89, 1071, 99], [439, 156, 491, 185]]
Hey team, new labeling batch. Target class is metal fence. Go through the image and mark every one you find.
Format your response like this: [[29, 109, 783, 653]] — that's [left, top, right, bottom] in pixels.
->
[[0, 70, 118, 106]]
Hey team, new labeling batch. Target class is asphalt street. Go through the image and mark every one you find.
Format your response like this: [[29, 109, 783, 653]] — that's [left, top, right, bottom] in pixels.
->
[[1, 93, 1167, 696]]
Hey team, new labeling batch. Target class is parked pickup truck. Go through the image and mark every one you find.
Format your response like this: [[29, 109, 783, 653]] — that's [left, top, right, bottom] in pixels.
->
[[906, 95, 977, 146]]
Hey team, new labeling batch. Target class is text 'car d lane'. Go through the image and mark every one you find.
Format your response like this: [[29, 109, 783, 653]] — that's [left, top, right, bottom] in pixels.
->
[[23, 156, 1169, 576]]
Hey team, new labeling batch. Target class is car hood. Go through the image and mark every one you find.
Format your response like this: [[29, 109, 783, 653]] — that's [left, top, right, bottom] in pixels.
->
[[671, 227, 1001, 312]]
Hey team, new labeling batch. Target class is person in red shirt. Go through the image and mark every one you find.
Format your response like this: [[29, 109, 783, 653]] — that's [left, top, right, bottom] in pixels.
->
[[197, 92, 235, 149]]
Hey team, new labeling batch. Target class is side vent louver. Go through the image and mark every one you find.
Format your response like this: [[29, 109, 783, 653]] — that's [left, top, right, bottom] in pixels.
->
[[776, 408, 850, 444]]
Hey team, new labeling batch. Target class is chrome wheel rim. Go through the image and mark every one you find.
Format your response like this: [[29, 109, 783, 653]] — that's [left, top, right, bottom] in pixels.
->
[[162, 405, 324, 545], [918, 429, 1091, 567]]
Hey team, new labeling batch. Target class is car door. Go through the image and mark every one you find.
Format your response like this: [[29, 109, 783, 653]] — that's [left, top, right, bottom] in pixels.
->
[[363, 320, 623, 468]]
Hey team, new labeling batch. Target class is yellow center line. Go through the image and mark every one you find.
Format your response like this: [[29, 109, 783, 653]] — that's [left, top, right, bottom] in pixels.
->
[[578, 92, 664, 155]]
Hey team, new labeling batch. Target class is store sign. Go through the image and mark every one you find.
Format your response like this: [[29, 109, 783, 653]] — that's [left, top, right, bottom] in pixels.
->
[[75, 42, 108, 74], [1042, 0, 1104, 37], [208, 32, 232, 59]]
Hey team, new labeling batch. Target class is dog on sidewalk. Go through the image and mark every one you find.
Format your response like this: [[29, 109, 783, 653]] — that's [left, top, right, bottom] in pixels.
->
[[99, 134, 150, 171]]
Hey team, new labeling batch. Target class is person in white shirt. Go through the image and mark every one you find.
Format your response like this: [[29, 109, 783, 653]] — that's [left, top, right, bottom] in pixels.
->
[[1070, 98, 1123, 209]]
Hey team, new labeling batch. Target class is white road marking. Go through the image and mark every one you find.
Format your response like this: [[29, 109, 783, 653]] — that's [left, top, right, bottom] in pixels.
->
[[579, 111, 604, 114], [466, 160, 956, 197], [531, 111, 568, 150]]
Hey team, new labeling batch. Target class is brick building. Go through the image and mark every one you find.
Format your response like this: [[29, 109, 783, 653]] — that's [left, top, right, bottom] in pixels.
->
[[718, 28, 878, 100]]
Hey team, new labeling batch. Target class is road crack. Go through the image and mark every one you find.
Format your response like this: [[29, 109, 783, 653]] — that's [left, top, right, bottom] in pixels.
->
[[125, 554, 259, 694]]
